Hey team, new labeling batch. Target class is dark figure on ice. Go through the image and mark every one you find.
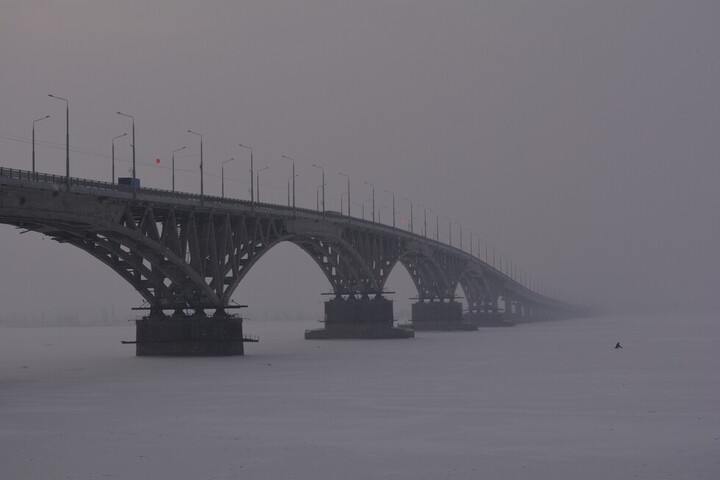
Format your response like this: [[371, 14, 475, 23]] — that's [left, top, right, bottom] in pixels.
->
[[614, 342, 622, 349]]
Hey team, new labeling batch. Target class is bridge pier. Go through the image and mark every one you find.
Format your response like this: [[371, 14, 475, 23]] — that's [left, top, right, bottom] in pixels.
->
[[134, 310, 248, 356], [463, 305, 514, 327], [504, 299, 521, 323], [305, 296, 414, 339], [411, 300, 477, 331]]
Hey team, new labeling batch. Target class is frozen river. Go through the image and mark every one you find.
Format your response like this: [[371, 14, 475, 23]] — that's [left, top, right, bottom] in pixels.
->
[[1, 312, 719, 479]]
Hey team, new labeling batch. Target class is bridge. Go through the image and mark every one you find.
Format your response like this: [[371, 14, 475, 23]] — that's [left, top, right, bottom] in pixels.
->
[[0, 167, 584, 355]]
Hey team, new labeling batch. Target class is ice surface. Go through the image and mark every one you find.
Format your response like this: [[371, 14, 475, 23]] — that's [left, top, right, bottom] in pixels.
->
[[1, 313, 719, 479]]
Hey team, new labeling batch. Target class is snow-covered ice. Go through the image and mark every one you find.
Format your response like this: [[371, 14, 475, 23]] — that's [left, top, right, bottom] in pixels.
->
[[1, 312, 719, 479]]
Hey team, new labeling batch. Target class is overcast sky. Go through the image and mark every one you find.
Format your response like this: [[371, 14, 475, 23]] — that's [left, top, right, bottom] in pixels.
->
[[1, 1, 718, 320]]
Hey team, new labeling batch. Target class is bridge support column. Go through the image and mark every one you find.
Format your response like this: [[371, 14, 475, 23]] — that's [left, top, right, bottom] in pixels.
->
[[134, 311, 248, 356], [509, 301, 523, 323], [463, 304, 514, 327], [305, 296, 414, 339], [411, 300, 477, 331]]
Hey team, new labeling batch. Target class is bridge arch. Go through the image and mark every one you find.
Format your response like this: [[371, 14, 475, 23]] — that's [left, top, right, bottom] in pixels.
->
[[385, 252, 452, 301], [457, 267, 492, 312], [223, 233, 384, 300]]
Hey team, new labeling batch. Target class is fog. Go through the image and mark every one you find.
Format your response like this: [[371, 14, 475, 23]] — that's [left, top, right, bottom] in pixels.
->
[[1, 1, 718, 321]]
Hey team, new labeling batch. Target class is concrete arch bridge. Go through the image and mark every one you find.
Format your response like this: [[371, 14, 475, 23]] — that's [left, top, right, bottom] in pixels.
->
[[0, 168, 583, 355]]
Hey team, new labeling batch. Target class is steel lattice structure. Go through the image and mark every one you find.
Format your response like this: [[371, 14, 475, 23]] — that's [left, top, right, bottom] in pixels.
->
[[0, 168, 581, 318]]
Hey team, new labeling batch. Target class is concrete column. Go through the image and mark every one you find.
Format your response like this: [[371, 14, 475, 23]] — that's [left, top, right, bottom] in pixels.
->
[[305, 295, 414, 339], [411, 299, 476, 331], [468, 296, 514, 327], [135, 313, 247, 356]]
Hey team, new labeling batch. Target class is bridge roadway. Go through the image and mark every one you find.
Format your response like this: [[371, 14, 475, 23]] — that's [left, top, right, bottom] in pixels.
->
[[0, 167, 584, 355]]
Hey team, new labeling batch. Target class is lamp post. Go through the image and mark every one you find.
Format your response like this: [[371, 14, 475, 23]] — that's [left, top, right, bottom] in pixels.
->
[[287, 177, 291, 206], [362, 198, 372, 220], [445, 217, 452, 246], [221, 157, 236, 198], [112, 133, 127, 184], [385, 189, 395, 228], [48, 95, 69, 188], [171, 146, 186, 192], [312, 163, 325, 218], [339, 172, 350, 219], [340, 191, 349, 216], [363, 181, 375, 222], [186, 130, 203, 203], [427, 207, 439, 242], [403, 198, 413, 233], [417, 204, 428, 237], [117, 112, 136, 195], [281, 155, 296, 215], [32, 115, 50, 176], [238, 143, 253, 208], [378, 205, 387, 224], [456, 222, 463, 251], [256, 166, 269, 203]]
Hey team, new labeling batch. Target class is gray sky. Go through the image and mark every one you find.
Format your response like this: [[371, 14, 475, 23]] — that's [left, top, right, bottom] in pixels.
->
[[1, 1, 718, 320]]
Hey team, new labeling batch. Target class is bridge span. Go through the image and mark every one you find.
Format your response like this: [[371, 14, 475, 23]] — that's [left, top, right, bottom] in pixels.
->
[[0, 167, 584, 355]]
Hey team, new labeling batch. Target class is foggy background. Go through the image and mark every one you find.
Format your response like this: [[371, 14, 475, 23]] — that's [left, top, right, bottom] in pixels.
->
[[1, 1, 718, 324]]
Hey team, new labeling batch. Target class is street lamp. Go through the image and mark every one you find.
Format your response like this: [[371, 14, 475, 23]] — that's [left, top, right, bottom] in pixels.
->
[[187, 130, 203, 203], [256, 166, 269, 203], [117, 111, 136, 192], [339, 172, 350, 219], [221, 157, 236, 198], [418, 204, 428, 237], [378, 205, 387, 224], [238, 143, 253, 208], [340, 191, 349, 215], [33, 115, 50, 179], [287, 177, 291, 206], [362, 198, 373, 220], [312, 163, 325, 218], [384, 189, 396, 228], [445, 217, 452, 246], [172, 146, 186, 192], [427, 207, 439, 242], [48, 95, 69, 188], [456, 222, 463, 251], [363, 181, 375, 222], [281, 155, 297, 215], [403, 198, 414, 233], [112, 133, 127, 184]]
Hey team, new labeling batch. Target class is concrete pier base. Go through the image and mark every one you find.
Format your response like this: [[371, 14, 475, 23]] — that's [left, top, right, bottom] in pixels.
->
[[463, 311, 515, 327], [135, 314, 247, 356], [305, 297, 414, 339], [411, 301, 478, 331]]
